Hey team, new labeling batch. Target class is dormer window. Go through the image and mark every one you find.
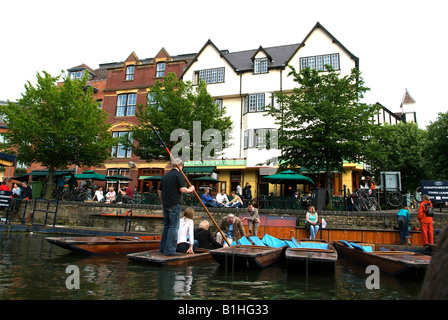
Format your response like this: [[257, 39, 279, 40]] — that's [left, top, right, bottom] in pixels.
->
[[254, 58, 268, 74], [126, 66, 135, 80], [70, 70, 83, 80], [156, 62, 166, 77]]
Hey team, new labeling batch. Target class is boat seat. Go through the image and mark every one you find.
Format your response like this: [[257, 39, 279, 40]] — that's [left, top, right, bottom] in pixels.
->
[[250, 236, 266, 246], [262, 234, 286, 248], [238, 236, 252, 245]]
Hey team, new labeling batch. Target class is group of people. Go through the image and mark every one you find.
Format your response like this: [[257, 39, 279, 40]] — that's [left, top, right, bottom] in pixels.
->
[[90, 185, 134, 204], [0, 181, 33, 200], [201, 188, 244, 208], [157, 159, 262, 256], [396, 194, 435, 246]]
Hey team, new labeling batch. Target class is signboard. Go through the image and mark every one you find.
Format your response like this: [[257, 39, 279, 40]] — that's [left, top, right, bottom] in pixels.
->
[[0, 191, 12, 209], [421, 180, 448, 202], [380, 171, 401, 191]]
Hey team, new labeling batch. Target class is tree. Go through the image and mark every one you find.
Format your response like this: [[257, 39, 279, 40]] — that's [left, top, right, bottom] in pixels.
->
[[0, 71, 117, 198], [130, 73, 232, 162], [425, 112, 448, 180], [365, 122, 426, 192], [267, 66, 378, 193]]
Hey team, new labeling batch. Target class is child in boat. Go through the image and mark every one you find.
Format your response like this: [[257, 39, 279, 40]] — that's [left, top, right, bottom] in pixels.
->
[[176, 207, 198, 254]]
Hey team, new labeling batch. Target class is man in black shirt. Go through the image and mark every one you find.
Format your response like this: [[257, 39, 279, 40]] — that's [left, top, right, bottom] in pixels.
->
[[158, 158, 195, 256]]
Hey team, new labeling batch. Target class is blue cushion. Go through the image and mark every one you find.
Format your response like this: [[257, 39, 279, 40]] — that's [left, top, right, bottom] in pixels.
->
[[340, 240, 353, 248], [350, 242, 373, 252], [262, 234, 285, 248], [291, 237, 300, 247], [238, 236, 252, 245], [284, 240, 297, 248], [249, 236, 266, 246], [297, 242, 328, 250]]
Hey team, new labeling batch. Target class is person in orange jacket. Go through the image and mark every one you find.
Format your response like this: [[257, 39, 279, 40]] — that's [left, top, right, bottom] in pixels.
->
[[417, 195, 434, 245]]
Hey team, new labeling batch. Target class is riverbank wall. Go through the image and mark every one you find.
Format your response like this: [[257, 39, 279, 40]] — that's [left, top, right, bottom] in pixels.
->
[[2, 199, 447, 236]]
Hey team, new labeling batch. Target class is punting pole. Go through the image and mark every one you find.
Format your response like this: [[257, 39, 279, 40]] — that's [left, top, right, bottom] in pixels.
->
[[150, 126, 231, 246]]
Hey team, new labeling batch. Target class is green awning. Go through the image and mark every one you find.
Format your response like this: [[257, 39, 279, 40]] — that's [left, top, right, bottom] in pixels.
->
[[182, 166, 215, 175], [29, 170, 72, 176]]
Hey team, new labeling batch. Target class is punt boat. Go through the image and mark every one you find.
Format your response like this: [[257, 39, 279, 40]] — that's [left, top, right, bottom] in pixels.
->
[[284, 238, 338, 272], [127, 248, 212, 266], [333, 240, 432, 277], [46, 235, 161, 255], [209, 234, 287, 269]]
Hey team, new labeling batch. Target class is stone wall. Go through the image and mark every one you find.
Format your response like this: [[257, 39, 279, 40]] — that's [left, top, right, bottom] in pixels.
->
[[5, 199, 448, 235]]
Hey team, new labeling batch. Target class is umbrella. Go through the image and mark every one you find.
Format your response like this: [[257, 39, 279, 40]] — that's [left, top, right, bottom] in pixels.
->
[[262, 170, 315, 185], [141, 175, 163, 181], [107, 174, 132, 181], [66, 170, 108, 181], [193, 176, 220, 184]]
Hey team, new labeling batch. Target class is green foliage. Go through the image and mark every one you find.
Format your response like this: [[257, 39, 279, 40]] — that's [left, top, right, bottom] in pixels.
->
[[365, 122, 427, 192], [425, 112, 448, 179], [267, 66, 378, 188], [0, 71, 117, 196], [130, 73, 233, 161]]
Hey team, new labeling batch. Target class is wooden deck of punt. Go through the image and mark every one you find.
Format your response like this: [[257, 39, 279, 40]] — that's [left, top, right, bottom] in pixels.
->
[[285, 240, 338, 272], [333, 240, 432, 278], [209, 245, 287, 269], [46, 235, 161, 255], [126, 248, 212, 266]]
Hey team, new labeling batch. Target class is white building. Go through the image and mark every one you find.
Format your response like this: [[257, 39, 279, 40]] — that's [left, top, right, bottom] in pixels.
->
[[181, 22, 362, 195]]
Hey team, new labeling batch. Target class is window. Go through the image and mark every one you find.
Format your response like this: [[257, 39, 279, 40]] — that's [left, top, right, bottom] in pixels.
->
[[126, 66, 135, 80], [254, 58, 268, 74], [214, 99, 223, 112], [107, 168, 130, 190], [244, 128, 274, 149], [70, 71, 83, 80], [244, 93, 266, 113], [116, 94, 137, 116], [156, 63, 166, 77], [195, 67, 225, 84], [97, 99, 103, 109], [112, 132, 132, 158], [300, 53, 340, 71]]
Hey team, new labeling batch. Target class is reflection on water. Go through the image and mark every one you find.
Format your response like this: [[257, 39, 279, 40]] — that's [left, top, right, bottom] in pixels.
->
[[0, 233, 423, 300]]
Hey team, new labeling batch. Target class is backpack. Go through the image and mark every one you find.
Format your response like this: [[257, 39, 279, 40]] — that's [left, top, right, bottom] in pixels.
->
[[424, 203, 434, 217]]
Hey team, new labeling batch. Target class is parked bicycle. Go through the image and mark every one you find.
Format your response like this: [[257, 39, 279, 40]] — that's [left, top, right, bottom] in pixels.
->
[[350, 189, 381, 211]]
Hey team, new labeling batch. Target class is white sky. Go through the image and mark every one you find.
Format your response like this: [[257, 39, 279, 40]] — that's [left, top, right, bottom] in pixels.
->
[[2, 0, 447, 129]]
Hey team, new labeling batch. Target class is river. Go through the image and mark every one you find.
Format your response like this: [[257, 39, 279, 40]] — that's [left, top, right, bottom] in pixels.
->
[[0, 232, 424, 301]]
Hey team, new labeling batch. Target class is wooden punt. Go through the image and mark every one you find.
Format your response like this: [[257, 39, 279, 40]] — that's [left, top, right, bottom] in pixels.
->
[[127, 248, 212, 266], [46, 235, 161, 255], [210, 245, 286, 269], [285, 239, 338, 272], [209, 235, 287, 269], [333, 240, 432, 278]]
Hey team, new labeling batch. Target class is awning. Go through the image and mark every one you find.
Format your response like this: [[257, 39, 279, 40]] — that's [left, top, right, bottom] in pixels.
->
[[29, 170, 73, 177], [182, 166, 215, 175]]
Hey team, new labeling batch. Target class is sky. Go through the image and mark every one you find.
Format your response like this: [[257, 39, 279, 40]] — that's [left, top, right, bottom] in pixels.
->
[[1, 0, 447, 129]]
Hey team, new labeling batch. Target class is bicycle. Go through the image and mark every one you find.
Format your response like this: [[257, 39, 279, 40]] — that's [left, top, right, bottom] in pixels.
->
[[386, 191, 403, 207], [353, 189, 380, 211]]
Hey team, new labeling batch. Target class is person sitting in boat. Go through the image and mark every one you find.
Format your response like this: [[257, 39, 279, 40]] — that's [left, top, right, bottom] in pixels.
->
[[194, 220, 223, 249], [176, 207, 198, 254], [226, 191, 243, 208], [216, 214, 246, 246], [241, 203, 260, 236], [305, 205, 320, 240]]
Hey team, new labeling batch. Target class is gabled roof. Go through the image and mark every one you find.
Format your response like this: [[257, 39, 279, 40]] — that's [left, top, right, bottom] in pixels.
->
[[180, 22, 358, 79], [298, 22, 360, 69], [401, 89, 416, 105]]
